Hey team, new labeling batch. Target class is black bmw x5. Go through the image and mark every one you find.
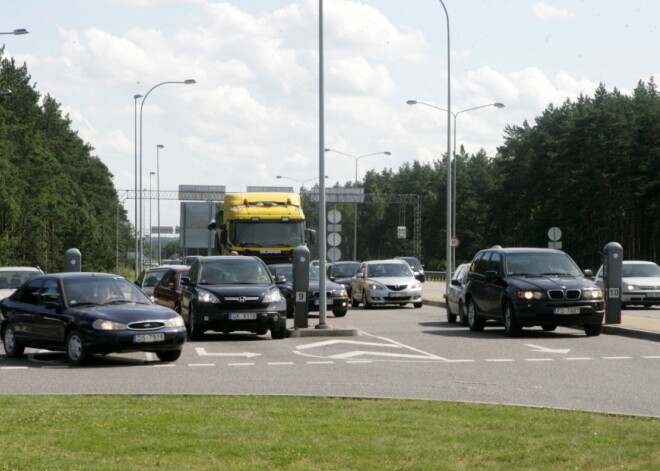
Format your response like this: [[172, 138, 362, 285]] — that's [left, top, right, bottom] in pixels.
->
[[464, 247, 604, 336]]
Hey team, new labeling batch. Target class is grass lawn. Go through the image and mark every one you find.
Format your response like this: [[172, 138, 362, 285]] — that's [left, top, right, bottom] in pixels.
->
[[0, 395, 658, 470]]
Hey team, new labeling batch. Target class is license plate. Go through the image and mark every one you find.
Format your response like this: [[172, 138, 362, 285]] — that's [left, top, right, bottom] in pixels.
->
[[554, 307, 580, 315], [133, 333, 165, 343], [229, 313, 257, 320], [389, 292, 407, 298], [646, 293, 660, 298]]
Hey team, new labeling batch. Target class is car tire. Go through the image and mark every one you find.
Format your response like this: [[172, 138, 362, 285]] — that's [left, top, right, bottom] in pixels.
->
[[188, 305, 205, 340], [271, 324, 286, 339], [467, 299, 485, 332], [446, 300, 457, 323], [3, 324, 25, 358], [503, 301, 522, 337], [541, 324, 557, 331], [65, 329, 88, 366], [584, 323, 602, 336], [255, 329, 268, 335], [156, 349, 182, 362], [459, 301, 468, 327], [333, 309, 347, 317], [414, 302, 423, 308], [363, 290, 372, 309]]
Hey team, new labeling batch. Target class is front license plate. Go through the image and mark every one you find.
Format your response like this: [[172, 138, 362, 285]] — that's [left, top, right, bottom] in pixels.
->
[[389, 292, 407, 298], [229, 313, 257, 320], [554, 307, 581, 315], [133, 333, 165, 343], [646, 293, 660, 298]]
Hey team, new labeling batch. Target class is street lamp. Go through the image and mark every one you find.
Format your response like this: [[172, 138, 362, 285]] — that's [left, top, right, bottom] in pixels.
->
[[324, 148, 391, 260], [276, 174, 328, 191], [0, 29, 29, 35], [133, 94, 143, 276], [156, 144, 164, 265], [149, 172, 155, 266], [407, 99, 504, 271], [138, 79, 196, 274]]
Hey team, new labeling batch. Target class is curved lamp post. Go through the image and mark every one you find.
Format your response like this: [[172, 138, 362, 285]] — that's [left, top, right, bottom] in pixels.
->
[[138, 79, 196, 273], [133, 94, 143, 275], [156, 144, 164, 265], [324, 149, 391, 260], [276, 174, 328, 191], [407, 100, 504, 272], [0, 29, 29, 35]]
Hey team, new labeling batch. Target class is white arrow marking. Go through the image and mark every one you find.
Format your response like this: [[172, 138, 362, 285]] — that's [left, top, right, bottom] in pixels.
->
[[524, 344, 571, 354], [195, 347, 261, 358], [296, 339, 402, 350]]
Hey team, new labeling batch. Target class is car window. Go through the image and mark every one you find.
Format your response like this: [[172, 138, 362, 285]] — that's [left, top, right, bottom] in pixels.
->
[[505, 252, 582, 277], [486, 252, 502, 274], [330, 263, 359, 277], [159, 270, 175, 287], [64, 278, 151, 306], [39, 279, 61, 305], [624, 263, 660, 277], [201, 260, 271, 285], [470, 251, 489, 275], [17, 279, 43, 305]]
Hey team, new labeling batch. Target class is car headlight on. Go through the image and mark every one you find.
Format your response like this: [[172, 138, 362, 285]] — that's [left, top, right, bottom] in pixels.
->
[[583, 289, 604, 300], [626, 284, 638, 291], [367, 282, 384, 290], [93, 319, 127, 331], [164, 316, 185, 328], [197, 290, 220, 303], [332, 289, 348, 297], [516, 290, 543, 300], [263, 289, 282, 303]]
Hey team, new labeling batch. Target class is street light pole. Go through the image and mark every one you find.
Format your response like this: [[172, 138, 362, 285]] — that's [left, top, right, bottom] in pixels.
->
[[276, 175, 327, 193], [156, 144, 164, 265], [133, 94, 143, 276], [407, 100, 504, 272], [324, 149, 391, 260], [138, 79, 196, 274], [0, 29, 29, 35], [149, 172, 155, 266]]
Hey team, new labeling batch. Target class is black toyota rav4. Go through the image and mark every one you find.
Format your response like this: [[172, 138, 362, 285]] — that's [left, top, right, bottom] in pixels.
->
[[464, 247, 604, 336]]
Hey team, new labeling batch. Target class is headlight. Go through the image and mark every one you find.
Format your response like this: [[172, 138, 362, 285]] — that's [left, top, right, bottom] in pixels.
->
[[164, 316, 185, 328], [411, 282, 421, 289], [332, 289, 348, 297], [516, 290, 543, 300], [93, 319, 127, 330], [583, 289, 604, 300], [367, 282, 384, 290], [263, 289, 282, 303], [626, 284, 638, 291], [197, 290, 220, 303]]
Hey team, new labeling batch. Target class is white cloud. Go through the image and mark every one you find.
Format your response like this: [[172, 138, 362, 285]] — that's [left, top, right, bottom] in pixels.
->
[[533, 3, 575, 20]]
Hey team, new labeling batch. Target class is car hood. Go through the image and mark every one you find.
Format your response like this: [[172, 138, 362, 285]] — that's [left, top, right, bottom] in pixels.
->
[[367, 276, 418, 287], [199, 284, 276, 298], [507, 275, 597, 291], [70, 302, 179, 321], [622, 276, 660, 287]]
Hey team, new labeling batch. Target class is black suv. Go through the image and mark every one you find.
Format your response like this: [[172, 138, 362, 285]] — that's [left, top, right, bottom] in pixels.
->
[[464, 247, 604, 336], [180, 256, 287, 339]]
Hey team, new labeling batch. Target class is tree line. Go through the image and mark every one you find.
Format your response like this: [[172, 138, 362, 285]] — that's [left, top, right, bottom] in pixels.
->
[[2, 48, 658, 274]]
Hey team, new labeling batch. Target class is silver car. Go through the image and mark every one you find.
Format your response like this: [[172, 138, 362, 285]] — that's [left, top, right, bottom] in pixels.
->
[[350, 259, 423, 308], [445, 263, 469, 325], [595, 260, 660, 307]]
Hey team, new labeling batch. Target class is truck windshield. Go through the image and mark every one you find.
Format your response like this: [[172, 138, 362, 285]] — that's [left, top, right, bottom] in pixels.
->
[[234, 221, 304, 247]]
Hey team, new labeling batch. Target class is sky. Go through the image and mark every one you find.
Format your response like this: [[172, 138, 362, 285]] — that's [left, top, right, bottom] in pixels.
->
[[3, 0, 659, 230]]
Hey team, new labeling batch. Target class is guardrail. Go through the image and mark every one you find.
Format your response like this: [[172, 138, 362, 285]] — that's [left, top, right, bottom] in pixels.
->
[[424, 271, 446, 282]]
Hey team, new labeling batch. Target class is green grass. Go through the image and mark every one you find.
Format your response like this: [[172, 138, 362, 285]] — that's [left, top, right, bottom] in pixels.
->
[[0, 396, 658, 470]]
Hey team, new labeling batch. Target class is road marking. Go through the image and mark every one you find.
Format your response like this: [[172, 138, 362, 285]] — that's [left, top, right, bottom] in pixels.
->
[[195, 347, 261, 358], [603, 356, 633, 360], [228, 362, 255, 366], [444, 359, 475, 363], [565, 357, 593, 361], [328, 350, 446, 360], [486, 359, 515, 362], [268, 362, 295, 365], [189, 363, 216, 367], [524, 344, 571, 354], [306, 361, 334, 364], [346, 360, 373, 364], [1, 366, 28, 370], [525, 358, 554, 362], [642, 356, 660, 359], [295, 339, 402, 350]]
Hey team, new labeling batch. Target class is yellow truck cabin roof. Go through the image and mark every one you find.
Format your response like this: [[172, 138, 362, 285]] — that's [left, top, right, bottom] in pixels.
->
[[224, 192, 304, 220]]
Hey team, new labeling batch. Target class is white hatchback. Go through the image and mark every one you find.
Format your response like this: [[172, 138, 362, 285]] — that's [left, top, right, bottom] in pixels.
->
[[350, 259, 423, 309], [595, 260, 660, 307], [0, 267, 43, 300]]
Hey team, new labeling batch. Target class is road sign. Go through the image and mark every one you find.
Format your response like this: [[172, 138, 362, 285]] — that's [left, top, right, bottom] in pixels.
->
[[327, 232, 341, 247], [548, 226, 562, 242], [327, 247, 341, 262], [450, 236, 460, 248], [327, 209, 342, 224]]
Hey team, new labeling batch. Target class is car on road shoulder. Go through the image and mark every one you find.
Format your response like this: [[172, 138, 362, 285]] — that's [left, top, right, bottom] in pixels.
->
[[0, 266, 43, 300], [179, 256, 287, 339], [1, 272, 186, 365], [464, 247, 604, 336], [350, 259, 423, 308], [445, 263, 469, 325], [594, 260, 660, 308]]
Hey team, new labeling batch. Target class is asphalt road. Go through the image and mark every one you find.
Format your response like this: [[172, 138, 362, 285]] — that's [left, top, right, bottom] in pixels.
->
[[1, 303, 659, 417]]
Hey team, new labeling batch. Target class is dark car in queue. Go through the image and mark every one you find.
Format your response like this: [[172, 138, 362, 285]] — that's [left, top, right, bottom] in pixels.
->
[[179, 256, 287, 340], [464, 247, 604, 337], [269, 263, 349, 318], [445, 263, 469, 325], [152, 266, 190, 313], [326, 261, 360, 297], [394, 256, 425, 282], [135, 265, 177, 299], [0, 273, 186, 365]]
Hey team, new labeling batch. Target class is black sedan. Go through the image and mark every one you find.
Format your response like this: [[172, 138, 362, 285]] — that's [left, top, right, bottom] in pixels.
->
[[0, 273, 186, 365], [179, 256, 287, 340], [269, 263, 349, 318]]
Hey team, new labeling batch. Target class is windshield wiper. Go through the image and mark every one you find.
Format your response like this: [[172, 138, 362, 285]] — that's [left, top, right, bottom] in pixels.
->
[[540, 272, 574, 276], [103, 299, 133, 305], [239, 242, 264, 247]]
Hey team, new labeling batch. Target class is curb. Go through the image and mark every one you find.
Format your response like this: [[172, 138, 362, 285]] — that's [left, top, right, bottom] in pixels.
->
[[286, 326, 362, 338]]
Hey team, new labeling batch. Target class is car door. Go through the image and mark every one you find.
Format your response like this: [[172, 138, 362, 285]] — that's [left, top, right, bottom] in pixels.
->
[[351, 264, 367, 301], [9, 278, 44, 345], [481, 251, 504, 317], [34, 279, 68, 348]]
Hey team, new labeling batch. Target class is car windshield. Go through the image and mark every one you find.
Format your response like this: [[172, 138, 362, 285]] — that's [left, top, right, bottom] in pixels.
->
[[142, 270, 167, 287], [270, 265, 321, 281], [234, 221, 305, 247], [623, 263, 660, 277], [0, 270, 40, 290], [368, 263, 412, 278], [64, 277, 151, 306], [200, 260, 271, 285], [505, 253, 582, 277], [401, 257, 421, 268], [331, 263, 359, 277]]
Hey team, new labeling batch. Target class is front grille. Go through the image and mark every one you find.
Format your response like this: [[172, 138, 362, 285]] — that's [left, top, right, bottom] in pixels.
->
[[221, 297, 264, 309], [547, 289, 582, 300], [386, 284, 407, 291], [128, 321, 166, 330]]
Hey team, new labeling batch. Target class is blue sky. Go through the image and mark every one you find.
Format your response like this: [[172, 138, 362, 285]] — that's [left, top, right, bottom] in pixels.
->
[[3, 0, 659, 228]]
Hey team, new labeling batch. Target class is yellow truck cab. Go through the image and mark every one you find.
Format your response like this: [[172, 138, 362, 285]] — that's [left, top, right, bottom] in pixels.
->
[[208, 192, 316, 264]]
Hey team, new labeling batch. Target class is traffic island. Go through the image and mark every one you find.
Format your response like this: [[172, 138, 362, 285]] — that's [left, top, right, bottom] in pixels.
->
[[286, 325, 362, 337]]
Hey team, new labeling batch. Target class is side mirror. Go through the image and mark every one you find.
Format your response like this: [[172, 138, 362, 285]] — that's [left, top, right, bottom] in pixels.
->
[[181, 277, 193, 286], [451, 279, 461, 286], [356, 272, 365, 279], [276, 275, 287, 284], [583, 269, 594, 279], [134, 280, 142, 287], [484, 270, 499, 280], [306, 228, 317, 245]]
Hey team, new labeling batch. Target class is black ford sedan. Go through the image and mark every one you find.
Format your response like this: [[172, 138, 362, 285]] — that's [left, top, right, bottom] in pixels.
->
[[179, 256, 287, 340], [1, 273, 186, 365]]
